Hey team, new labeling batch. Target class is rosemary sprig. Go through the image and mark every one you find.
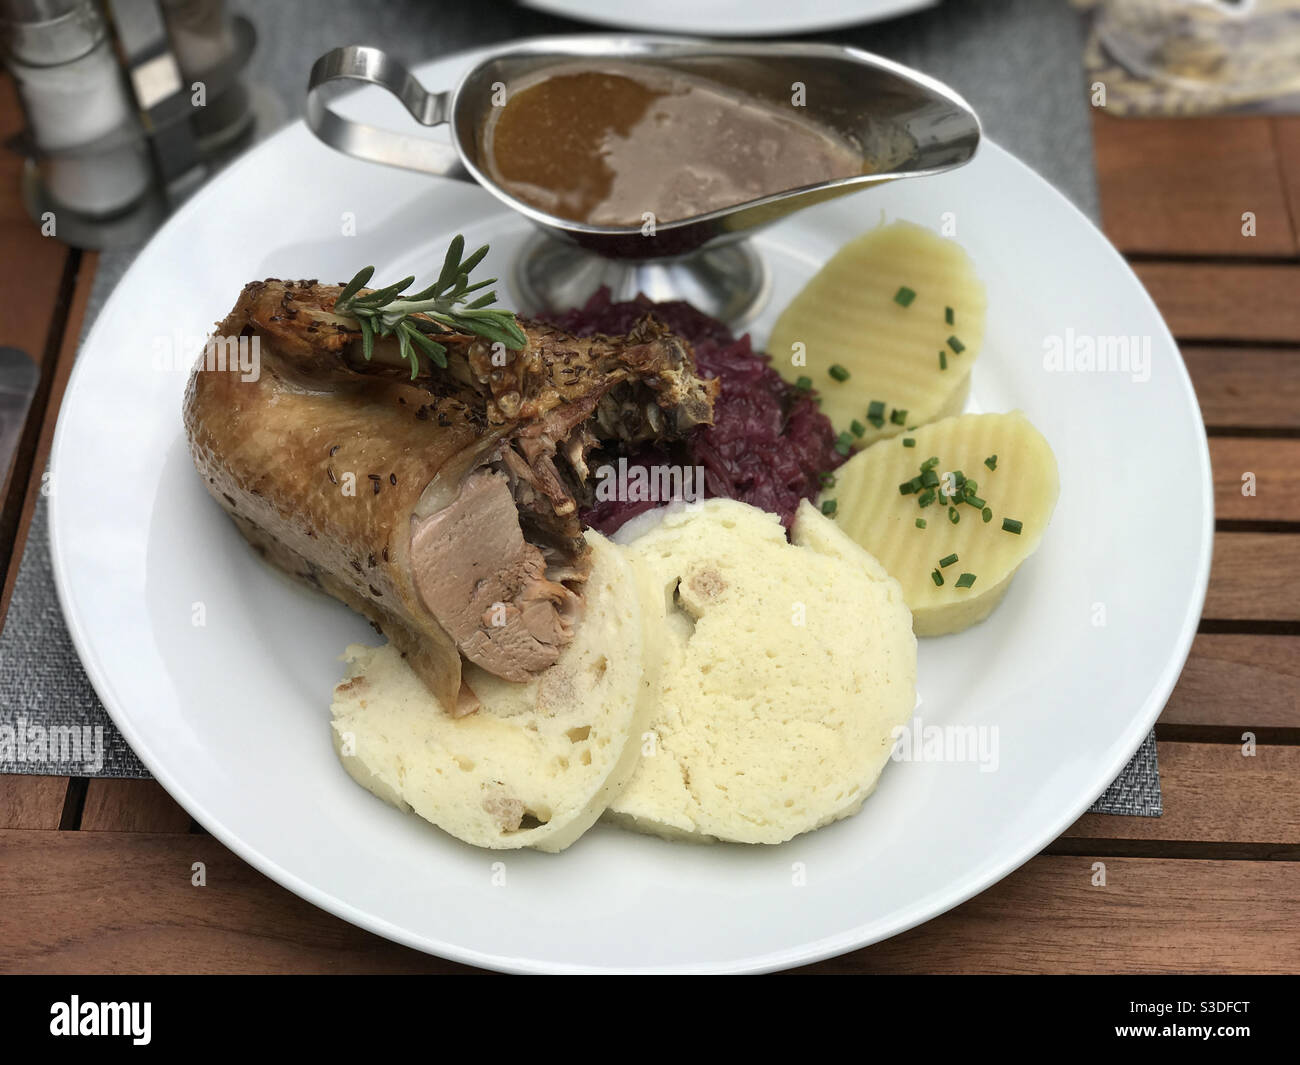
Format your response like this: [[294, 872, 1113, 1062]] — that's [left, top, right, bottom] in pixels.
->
[[334, 235, 527, 379]]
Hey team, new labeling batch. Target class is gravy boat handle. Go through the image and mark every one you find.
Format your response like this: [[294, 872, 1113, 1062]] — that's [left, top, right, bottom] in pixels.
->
[[306, 45, 470, 181]]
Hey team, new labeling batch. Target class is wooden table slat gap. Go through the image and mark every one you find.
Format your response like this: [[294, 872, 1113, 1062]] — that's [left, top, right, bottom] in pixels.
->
[[1044, 838, 1300, 861], [1180, 338, 1300, 350], [1217, 520, 1300, 534], [1206, 428, 1300, 439], [1155, 724, 1300, 745], [1199, 619, 1300, 636], [1124, 252, 1300, 266], [58, 778, 88, 831]]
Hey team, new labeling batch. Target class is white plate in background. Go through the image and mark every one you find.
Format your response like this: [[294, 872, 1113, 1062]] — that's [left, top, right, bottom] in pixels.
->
[[519, 0, 939, 37]]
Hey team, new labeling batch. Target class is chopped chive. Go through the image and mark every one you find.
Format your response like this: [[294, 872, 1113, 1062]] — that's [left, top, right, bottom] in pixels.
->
[[947, 336, 965, 354], [984, 454, 998, 471], [795, 375, 813, 391], [851, 419, 867, 438], [939, 553, 959, 568], [829, 364, 850, 382], [965, 493, 986, 509], [867, 414, 885, 429], [921, 456, 940, 471], [953, 470, 966, 486], [917, 488, 937, 508], [821, 499, 837, 516], [902, 437, 916, 447], [899, 479, 919, 496], [945, 306, 954, 325], [834, 432, 853, 456], [955, 572, 977, 589], [964, 479, 978, 495], [948, 506, 960, 524], [890, 408, 908, 426], [982, 506, 993, 523], [894, 286, 917, 307], [920, 469, 939, 488], [867, 400, 886, 420], [939, 350, 948, 371], [931, 569, 944, 587], [915, 518, 927, 529], [1002, 518, 1023, 535], [818, 472, 836, 488]]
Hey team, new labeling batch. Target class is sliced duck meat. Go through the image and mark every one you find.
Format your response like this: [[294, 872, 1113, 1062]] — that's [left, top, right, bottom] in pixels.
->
[[183, 277, 716, 711], [410, 468, 579, 681]]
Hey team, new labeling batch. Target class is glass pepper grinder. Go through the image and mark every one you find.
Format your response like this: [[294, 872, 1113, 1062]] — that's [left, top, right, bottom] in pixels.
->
[[2, 0, 152, 218]]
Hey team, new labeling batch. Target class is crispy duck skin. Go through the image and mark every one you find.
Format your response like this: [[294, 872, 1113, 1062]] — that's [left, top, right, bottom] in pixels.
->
[[183, 278, 716, 711]]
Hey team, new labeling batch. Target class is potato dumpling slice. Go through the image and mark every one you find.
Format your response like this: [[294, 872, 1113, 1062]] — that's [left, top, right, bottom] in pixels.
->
[[767, 220, 986, 446], [821, 412, 1059, 636]]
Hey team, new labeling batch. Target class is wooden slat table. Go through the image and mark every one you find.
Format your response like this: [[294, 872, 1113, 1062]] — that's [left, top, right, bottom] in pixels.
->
[[1, 89, 1298, 973]]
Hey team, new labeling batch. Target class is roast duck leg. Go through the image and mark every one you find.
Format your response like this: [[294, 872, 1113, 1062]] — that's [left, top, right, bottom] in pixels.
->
[[183, 276, 716, 712]]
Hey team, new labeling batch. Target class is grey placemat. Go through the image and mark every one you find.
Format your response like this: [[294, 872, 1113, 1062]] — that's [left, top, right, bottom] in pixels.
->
[[0, 0, 1158, 815]]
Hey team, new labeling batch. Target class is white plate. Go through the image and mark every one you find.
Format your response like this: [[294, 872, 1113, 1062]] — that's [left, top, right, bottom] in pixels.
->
[[50, 47, 1211, 974], [519, 0, 939, 36]]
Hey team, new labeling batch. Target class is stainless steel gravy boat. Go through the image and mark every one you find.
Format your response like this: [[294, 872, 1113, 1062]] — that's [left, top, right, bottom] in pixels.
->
[[306, 35, 980, 324]]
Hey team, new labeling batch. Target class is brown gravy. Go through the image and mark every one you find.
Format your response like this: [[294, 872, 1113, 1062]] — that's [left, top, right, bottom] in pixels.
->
[[480, 63, 867, 227]]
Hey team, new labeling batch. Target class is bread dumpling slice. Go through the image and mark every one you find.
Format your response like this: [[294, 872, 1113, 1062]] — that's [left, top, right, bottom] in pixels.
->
[[607, 498, 916, 845], [821, 411, 1059, 636], [330, 531, 654, 852], [767, 220, 986, 445]]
